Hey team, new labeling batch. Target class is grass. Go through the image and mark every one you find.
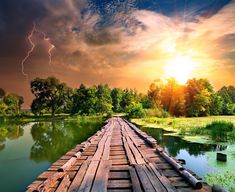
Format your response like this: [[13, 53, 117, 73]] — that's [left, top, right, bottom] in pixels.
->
[[132, 116, 235, 143]]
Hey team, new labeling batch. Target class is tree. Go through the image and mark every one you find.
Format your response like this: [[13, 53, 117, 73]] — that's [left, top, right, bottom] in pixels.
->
[[71, 85, 98, 115], [217, 86, 235, 115], [210, 94, 223, 115], [95, 84, 112, 114], [139, 94, 152, 109], [185, 78, 214, 116], [120, 89, 136, 111], [187, 89, 211, 117], [3, 93, 24, 114], [147, 79, 162, 108], [71, 84, 87, 115], [31, 99, 47, 115], [111, 88, 123, 112], [31, 77, 72, 116]]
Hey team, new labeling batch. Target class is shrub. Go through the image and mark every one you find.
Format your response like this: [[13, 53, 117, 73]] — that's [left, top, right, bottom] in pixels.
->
[[205, 121, 234, 142], [126, 103, 145, 118], [145, 108, 170, 118]]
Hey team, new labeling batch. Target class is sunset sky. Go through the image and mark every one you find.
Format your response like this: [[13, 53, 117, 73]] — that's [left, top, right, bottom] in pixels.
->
[[0, 0, 235, 107]]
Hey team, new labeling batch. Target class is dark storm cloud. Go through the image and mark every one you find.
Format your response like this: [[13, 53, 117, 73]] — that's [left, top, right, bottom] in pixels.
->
[[0, 0, 47, 35]]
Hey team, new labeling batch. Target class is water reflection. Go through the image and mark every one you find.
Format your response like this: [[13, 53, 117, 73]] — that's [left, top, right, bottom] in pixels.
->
[[30, 119, 103, 162], [141, 127, 217, 157], [0, 123, 25, 151]]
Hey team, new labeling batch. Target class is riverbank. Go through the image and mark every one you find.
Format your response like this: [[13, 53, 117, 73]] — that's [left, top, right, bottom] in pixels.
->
[[131, 116, 235, 144], [0, 114, 108, 123]]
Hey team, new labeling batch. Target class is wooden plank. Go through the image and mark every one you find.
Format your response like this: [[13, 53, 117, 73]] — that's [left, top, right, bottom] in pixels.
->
[[148, 163, 176, 192], [35, 172, 65, 192], [162, 170, 180, 177], [143, 164, 167, 192], [78, 160, 100, 192], [58, 157, 77, 171], [134, 164, 155, 192], [38, 171, 55, 180], [93, 134, 108, 160], [110, 155, 126, 160], [125, 136, 145, 164], [107, 190, 132, 192], [110, 165, 129, 171], [102, 135, 112, 160], [122, 137, 136, 165], [68, 159, 91, 192], [110, 151, 125, 155], [55, 174, 71, 192], [91, 160, 112, 192], [129, 167, 142, 192], [112, 159, 128, 165], [108, 180, 132, 189], [109, 171, 129, 179]]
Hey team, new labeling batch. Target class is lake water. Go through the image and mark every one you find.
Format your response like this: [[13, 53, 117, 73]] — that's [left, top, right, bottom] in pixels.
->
[[140, 126, 235, 191], [0, 117, 104, 192]]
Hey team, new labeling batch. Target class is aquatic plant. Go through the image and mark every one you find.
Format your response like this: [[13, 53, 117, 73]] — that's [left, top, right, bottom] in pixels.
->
[[205, 171, 235, 192]]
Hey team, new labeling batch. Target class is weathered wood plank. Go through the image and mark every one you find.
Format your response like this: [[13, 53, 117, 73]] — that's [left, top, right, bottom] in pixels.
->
[[78, 160, 100, 192], [55, 174, 71, 192], [91, 160, 112, 192], [107, 180, 132, 189], [134, 164, 155, 192], [109, 171, 129, 179], [102, 135, 112, 160], [143, 164, 167, 192], [68, 159, 91, 192], [148, 163, 176, 192], [129, 167, 142, 192], [122, 137, 136, 165]]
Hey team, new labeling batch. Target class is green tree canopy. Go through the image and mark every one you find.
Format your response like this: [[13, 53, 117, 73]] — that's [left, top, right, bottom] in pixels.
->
[[31, 77, 72, 116], [111, 88, 123, 112], [3, 93, 24, 114]]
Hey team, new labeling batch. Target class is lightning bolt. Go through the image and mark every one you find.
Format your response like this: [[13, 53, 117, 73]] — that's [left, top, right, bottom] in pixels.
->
[[35, 29, 55, 66], [21, 22, 56, 79], [21, 23, 36, 78]]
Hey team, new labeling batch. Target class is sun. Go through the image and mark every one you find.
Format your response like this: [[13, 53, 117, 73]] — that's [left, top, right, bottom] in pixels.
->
[[164, 55, 196, 84]]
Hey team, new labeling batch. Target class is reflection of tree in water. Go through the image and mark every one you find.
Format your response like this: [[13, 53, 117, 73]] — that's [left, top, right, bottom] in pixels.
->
[[0, 125, 24, 151], [30, 119, 103, 163], [141, 127, 217, 157]]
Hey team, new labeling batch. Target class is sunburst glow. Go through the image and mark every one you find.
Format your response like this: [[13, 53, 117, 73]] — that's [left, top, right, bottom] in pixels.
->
[[164, 55, 196, 84]]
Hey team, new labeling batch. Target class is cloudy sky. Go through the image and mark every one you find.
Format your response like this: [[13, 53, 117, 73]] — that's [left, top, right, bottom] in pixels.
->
[[0, 0, 235, 107]]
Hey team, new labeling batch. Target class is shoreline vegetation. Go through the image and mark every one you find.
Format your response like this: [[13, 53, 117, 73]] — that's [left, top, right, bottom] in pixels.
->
[[131, 116, 235, 144]]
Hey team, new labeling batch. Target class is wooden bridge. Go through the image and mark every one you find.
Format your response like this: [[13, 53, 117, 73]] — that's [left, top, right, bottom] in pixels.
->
[[27, 117, 212, 192]]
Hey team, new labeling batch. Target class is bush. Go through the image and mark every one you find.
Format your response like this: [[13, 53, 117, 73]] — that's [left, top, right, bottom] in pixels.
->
[[145, 108, 170, 118], [126, 103, 145, 118], [205, 121, 234, 132], [205, 121, 234, 142]]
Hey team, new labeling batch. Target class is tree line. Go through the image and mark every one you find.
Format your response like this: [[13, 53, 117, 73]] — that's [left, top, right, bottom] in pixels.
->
[[148, 78, 235, 117], [30, 77, 149, 117], [0, 76, 234, 117], [0, 88, 24, 114]]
